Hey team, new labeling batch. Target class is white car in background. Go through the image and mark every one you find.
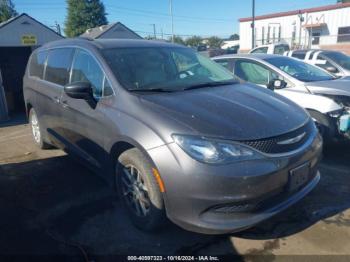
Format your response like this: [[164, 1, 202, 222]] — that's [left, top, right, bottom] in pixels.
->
[[284, 49, 350, 77], [249, 42, 290, 55], [213, 54, 350, 143]]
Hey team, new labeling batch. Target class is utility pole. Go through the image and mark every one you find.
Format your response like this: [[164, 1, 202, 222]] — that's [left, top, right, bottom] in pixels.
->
[[169, 0, 174, 42], [151, 23, 156, 39], [298, 11, 304, 48], [251, 0, 255, 48]]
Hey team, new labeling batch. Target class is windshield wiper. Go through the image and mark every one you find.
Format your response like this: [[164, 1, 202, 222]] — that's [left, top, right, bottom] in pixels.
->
[[128, 88, 175, 93], [182, 80, 237, 91]]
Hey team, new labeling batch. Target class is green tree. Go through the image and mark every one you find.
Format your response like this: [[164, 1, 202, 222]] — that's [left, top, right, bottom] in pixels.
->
[[0, 0, 18, 23], [185, 36, 203, 47], [172, 35, 185, 45], [206, 36, 223, 48], [64, 0, 108, 37], [337, 0, 350, 2], [229, 34, 240, 40]]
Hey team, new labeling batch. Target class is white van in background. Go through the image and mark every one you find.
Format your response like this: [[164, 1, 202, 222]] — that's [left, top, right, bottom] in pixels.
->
[[249, 42, 290, 55]]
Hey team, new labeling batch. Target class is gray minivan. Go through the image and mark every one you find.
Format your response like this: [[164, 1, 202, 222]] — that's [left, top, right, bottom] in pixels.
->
[[23, 39, 322, 234]]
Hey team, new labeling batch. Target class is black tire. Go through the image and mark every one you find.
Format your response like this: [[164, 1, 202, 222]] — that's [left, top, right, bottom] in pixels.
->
[[308, 109, 336, 144], [28, 108, 52, 149], [116, 148, 166, 231]]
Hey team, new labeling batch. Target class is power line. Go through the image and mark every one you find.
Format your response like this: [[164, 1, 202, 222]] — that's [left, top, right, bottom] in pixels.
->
[[134, 30, 233, 38], [15, 2, 236, 37], [17, 5, 233, 24], [106, 4, 235, 22], [106, 7, 234, 25], [16, 2, 236, 23]]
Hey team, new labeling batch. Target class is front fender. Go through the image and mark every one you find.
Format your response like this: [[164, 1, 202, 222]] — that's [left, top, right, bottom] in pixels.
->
[[103, 107, 167, 155], [276, 89, 342, 113]]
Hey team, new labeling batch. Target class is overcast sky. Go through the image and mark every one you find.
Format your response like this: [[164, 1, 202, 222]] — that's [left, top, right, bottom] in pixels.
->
[[13, 0, 336, 38]]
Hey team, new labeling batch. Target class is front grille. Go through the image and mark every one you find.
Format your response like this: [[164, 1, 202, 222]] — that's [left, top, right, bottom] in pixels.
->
[[240, 120, 315, 154]]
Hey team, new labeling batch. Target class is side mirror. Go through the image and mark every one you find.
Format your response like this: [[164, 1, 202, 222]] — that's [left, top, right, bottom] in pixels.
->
[[64, 82, 97, 109], [325, 66, 338, 74], [267, 79, 287, 91]]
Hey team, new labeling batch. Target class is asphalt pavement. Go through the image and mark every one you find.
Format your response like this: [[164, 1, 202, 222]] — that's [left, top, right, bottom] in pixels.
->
[[0, 116, 349, 261]]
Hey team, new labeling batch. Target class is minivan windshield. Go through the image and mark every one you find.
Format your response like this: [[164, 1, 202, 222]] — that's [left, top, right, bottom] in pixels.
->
[[265, 56, 335, 82], [102, 47, 237, 92], [324, 51, 350, 71]]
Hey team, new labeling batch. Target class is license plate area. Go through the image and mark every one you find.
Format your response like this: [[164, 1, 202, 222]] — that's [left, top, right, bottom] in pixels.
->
[[288, 162, 310, 192]]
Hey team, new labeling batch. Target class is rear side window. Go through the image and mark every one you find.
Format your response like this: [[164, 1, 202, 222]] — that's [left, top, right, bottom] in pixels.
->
[[235, 60, 279, 86], [45, 48, 74, 86], [251, 47, 268, 54], [29, 51, 48, 78], [274, 45, 289, 55]]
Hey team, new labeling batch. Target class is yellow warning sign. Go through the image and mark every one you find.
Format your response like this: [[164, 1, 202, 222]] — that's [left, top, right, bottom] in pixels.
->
[[21, 35, 37, 45]]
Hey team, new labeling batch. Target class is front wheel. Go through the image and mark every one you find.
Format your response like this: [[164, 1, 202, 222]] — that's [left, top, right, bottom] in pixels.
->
[[115, 148, 167, 231], [29, 108, 52, 149]]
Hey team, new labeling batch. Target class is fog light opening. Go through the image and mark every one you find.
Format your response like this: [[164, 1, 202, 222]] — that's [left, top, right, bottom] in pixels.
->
[[213, 203, 256, 213]]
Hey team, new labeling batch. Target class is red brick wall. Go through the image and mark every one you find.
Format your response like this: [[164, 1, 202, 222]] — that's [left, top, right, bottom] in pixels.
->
[[320, 44, 350, 55]]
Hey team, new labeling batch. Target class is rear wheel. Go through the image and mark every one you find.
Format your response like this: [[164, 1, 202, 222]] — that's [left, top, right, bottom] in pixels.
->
[[29, 108, 52, 149], [116, 148, 166, 231]]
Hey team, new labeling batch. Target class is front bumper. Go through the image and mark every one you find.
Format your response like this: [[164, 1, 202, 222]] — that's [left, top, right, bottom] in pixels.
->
[[148, 133, 322, 235]]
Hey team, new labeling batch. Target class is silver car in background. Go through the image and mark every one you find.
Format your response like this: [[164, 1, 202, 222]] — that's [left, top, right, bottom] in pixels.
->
[[213, 54, 350, 143]]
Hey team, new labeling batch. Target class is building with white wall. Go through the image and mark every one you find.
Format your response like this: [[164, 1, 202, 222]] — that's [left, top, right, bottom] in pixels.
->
[[239, 2, 350, 53]]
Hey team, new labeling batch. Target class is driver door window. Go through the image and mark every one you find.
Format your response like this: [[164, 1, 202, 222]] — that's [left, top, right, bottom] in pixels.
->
[[71, 50, 107, 99], [234, 60, 278, 86]]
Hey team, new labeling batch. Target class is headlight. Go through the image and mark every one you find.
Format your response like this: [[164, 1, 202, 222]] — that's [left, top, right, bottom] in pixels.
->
[[172, 135, 264, 164]]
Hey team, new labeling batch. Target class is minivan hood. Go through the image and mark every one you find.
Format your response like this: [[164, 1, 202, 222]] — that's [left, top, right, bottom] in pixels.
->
[[139, 84, 309, 141], [305, 79, 350, 97]]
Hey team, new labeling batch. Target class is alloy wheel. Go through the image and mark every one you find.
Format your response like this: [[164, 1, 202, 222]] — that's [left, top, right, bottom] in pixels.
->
[[31, 111, 41, 144], [121, 165, 151, 217]]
